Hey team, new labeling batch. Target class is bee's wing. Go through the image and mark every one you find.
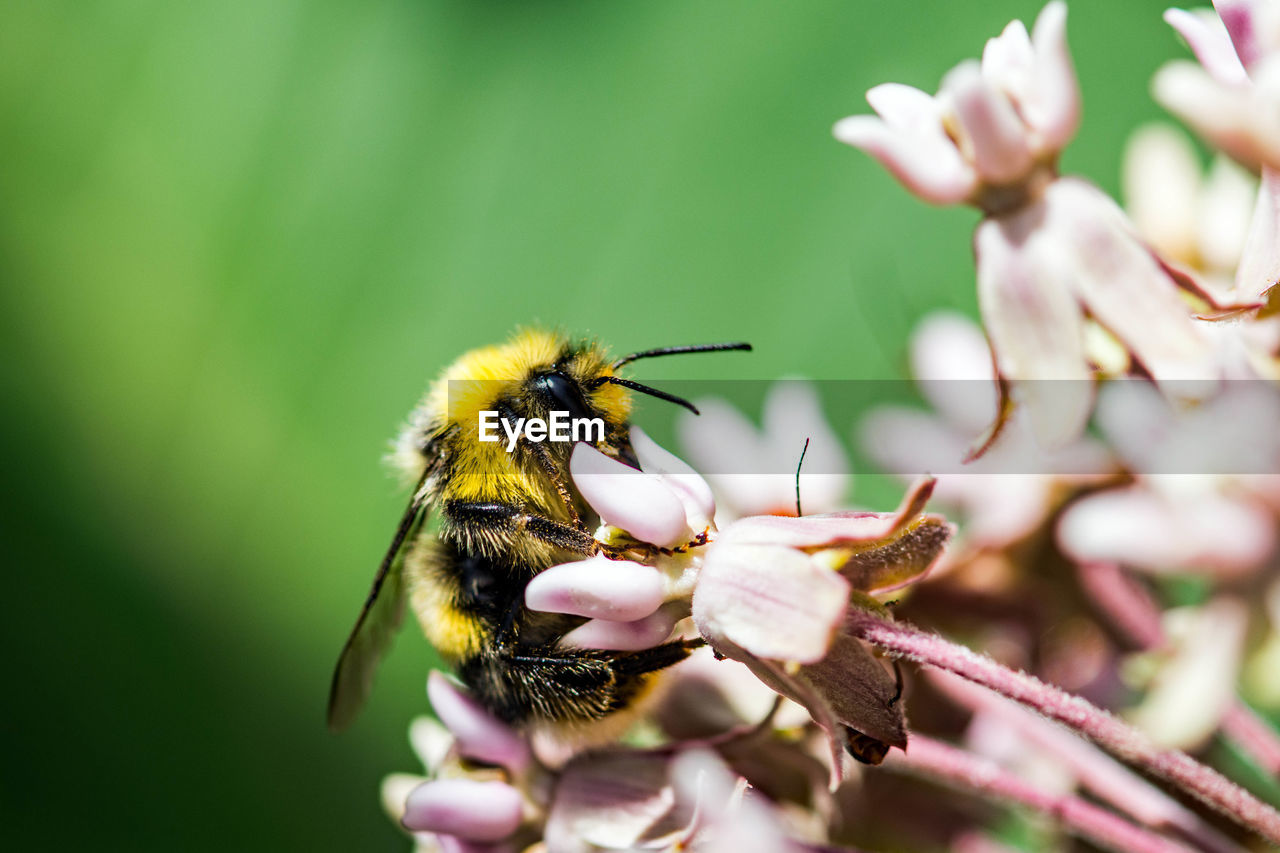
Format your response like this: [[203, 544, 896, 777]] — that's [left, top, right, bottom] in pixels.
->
[[327, 476, 432, 732]]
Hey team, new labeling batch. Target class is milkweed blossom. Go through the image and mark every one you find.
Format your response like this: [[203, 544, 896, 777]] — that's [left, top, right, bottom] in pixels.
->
[[835, 1, 1258, 451], [375, 3, 1280, 850]]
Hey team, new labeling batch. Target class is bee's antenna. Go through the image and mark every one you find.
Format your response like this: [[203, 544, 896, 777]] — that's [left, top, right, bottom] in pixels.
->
[[611, 342, 752, 371], [794, 437, 810, 517], [591, 375, 701, 416]]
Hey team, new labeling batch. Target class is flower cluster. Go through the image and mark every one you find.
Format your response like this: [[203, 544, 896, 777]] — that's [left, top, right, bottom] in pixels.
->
[[374, 3, 1280, 851]]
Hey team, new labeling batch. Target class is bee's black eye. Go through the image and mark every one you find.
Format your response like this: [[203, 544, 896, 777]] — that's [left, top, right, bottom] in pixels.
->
[[532, 371, 594, 421]]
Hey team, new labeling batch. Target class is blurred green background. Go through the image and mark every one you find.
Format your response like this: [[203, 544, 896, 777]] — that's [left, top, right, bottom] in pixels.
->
[[1, 0, 1187, 848]]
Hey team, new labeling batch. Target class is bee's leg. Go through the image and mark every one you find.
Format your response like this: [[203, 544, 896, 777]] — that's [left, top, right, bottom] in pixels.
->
[[445, 500, 600, 556], [460, 640, 700, 725], [526, 439, 583, 528]]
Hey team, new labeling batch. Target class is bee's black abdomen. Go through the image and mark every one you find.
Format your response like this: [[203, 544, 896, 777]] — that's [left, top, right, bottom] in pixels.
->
[[459, 640, 695, 725]]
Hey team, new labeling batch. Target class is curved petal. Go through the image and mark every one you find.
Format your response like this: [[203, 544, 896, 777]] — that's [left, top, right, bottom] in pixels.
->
[[402, 779, 524, 841], [1028, 0, 1080, 150], [426, 672, 530, 773], [1047, 179, 1216, 388], [560, 606, 681, 652], [694, 543, 849, 664], [833, 115, 976, 205], [975, 198, 1094, 447], [525, 554, 664, 622], [570, 442, 689, 547], [945, 61, 1034, 184], [983, 19, 1035, 103], [1165, 7, 1250, 86], [1236, 166, 1280, 303], [1122, 124, 1202, 265], [909, 311, 999, 433], [631, 425, 716, 529]]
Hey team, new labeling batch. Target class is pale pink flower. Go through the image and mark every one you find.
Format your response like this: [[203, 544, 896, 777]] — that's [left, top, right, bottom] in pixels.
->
[[1124, 598, 1249, 750], [1057, 381, 1280, 578], [383, 675, 534, 850], [1156, 2, 1280, 170], [692, 479, 952, 773], [1156, 1, 1280, 306], [860, 312, 1113, 551], [833, 2, 1078, 209], [837, 2, 1225, 449]]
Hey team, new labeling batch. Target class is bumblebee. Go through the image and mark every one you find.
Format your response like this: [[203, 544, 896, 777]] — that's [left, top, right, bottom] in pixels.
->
[[327, 329, 751, 733]]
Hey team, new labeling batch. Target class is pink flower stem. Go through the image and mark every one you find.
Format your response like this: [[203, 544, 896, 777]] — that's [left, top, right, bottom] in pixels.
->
[[1221, 702, 1280, 777], [1077, 562, 1280, 777], [883, 734, 1198, 853], [846, 610, 1280, 846]]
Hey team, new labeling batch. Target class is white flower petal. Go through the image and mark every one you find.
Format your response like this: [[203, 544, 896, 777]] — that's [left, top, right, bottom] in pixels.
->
[[1199, 154, 1258, 271], [833, 114, 977, 205], [1154, 59, 1280, 169], [525, 554, 664, 622], [1165, 7, 1250, 86], [1122, 124, 1202, 265], [693, 543, 849, 664], [1048, 179, 1216, 386], [560, 607, 681, 652], [975, 198, 1094, 447], [983, 19, 1035, 103], [630, 425, 716, 530], [1128, 598, 1247, 749], [1236, 166, 1280, 302], [866, 82, 943, 131], [426, 672, 530, 772], [570, 442, 689, 547], [402, 779, 524, 841], [909, 311, 999, 433], [1027, 0, 1080, 150], [945, 61, 1034, 184]]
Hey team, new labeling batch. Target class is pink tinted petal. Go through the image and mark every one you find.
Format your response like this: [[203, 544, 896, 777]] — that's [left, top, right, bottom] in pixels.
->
[[545, 752, 682, 850], [860, 407, 972, 477], [866, 82, 942, 130], [833, 115, 976, 205], [1047, 179, 1215, 386], [426, 672, 529, 773], [1213, 0, 1262, 69], [1237, 166, 1280, 302], [909, 311, 999, 433], [1166, 8, 1250, 86], [560, 607, 681, 651], [671, 750, 797, 853], [525, 554, 663, 622], [1057, 486, 1274, 575], [983, 19, 1035, 99], [1153, 61, 1280, 169], [402, 779, 523, 841], [1028, 0, 1080, 150], [1122, 124, 1201, 265], [946, 62, 1034, 184], [1130, 597, 1248, 749], [694, 543, 849, 663], [975, 198, 1094, 447], [570, 442, 688, 547], [630, 425, 715, 528], [408, 716, 454, 774]]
